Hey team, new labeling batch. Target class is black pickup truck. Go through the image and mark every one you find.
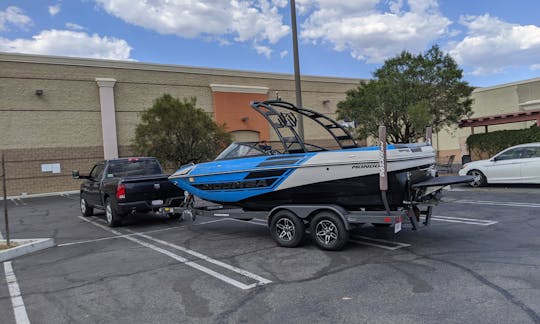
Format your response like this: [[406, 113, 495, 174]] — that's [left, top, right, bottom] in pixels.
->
[[72, 157, 184, 227]]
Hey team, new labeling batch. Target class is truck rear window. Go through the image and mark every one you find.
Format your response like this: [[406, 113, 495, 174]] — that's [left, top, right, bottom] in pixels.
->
[[107, 159, 162, 178]]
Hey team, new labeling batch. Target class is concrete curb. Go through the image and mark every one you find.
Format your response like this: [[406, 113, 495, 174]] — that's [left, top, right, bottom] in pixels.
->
[[0, 238, 56, 262]]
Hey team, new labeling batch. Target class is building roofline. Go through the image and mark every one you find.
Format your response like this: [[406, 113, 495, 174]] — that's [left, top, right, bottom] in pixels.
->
[[0, 51, 363, 84], [473, 76, 540, 93]]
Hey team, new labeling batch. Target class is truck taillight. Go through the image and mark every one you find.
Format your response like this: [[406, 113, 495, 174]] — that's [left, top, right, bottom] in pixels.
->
[[116, 184, 126, 200]]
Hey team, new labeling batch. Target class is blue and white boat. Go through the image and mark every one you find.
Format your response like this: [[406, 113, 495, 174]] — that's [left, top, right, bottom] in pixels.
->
[[169, 101, 468, 211]]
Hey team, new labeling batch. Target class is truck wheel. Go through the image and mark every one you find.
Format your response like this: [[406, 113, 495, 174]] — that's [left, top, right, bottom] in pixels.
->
[[105, 198, 122, 227], [310, 211, 348, 251], [80, 196, 94, 217], [269, 210, 305, 248]]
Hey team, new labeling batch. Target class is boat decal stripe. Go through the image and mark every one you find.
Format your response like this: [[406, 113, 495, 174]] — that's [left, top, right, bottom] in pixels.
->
[[193, 178, 278, 191], [256, 159, 300, 167], [244, 169, 287, 179]]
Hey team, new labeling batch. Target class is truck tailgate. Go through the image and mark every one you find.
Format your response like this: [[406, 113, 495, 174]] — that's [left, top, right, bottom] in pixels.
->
[[121, 175, 183, 203]]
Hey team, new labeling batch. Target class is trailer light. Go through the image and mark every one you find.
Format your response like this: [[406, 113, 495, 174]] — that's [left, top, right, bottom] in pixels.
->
[[116, 184, 126, 200], [384, 217, 391, 223]]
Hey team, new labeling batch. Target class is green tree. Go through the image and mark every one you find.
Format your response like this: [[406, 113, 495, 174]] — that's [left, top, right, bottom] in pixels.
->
[[133, 94, 232, 169], [337, 45, 474, 143]]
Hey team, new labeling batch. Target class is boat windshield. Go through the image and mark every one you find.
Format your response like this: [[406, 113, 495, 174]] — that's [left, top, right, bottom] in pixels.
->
[[215, 143, 268, 160]]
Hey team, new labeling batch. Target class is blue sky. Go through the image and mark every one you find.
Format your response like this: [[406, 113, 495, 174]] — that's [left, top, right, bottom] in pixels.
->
[[1, 0, 539, 87]]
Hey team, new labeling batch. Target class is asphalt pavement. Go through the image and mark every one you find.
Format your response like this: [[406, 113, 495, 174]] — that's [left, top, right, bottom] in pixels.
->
[[1, 185, 539, 324]]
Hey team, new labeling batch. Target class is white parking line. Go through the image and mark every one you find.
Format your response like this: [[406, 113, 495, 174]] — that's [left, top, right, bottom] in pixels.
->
[[450, 199, 540, 208], [3, 261, 30, 324], [58, 219, 228, 247], [125, 228, 272, 287], [432, 215, 498, 226], [78, 216, 271, 290]]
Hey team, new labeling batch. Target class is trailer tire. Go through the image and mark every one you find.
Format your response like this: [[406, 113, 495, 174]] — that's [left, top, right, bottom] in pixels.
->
[[310, 211, 348, 251], [269, 210, 305, 248]]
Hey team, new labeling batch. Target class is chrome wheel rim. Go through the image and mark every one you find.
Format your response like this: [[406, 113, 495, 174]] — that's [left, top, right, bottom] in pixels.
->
[[276, 218, 295, 241], [106, 203, 113, 224], [315, 220, 338, 245], [470, 171, 483, 187], [80, 198, 86, 213]]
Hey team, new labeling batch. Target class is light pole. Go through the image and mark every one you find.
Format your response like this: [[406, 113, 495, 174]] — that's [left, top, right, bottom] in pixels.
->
[[290, 0, 304, 139]]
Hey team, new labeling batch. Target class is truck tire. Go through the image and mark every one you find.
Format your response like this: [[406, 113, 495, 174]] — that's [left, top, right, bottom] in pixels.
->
[[80, 195, 94, 217], [310, 211, 348, 251], [269, 210, 305, 248], [105, 198, 122, 227]]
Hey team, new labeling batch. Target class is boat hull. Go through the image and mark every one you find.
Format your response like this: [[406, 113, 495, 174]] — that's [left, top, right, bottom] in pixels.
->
[[233, 170, 417, 211]]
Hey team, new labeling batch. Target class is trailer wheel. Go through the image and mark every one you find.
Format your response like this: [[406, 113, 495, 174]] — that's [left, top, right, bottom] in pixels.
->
[[80, 195, 93, 217], [310, 211, 348, 251], [269, 211, 305, 248], [105, 198, 122, 227]]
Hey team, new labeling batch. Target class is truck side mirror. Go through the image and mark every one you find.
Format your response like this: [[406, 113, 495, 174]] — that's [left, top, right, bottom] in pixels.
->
[[72, 170, 80, 179]]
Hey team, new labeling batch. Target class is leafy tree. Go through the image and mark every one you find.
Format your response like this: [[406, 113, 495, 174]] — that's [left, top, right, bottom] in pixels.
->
[[337, 45, 474, 143], [133, 94, 232, 169]]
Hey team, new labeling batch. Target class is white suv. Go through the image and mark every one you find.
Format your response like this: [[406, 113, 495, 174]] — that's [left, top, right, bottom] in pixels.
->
[[458, 142, 540, 187]]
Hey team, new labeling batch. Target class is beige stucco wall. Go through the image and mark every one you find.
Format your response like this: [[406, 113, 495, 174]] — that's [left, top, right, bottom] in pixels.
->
[[3, 51, 535, 195], [0, 52, 359, 196], [435, 79, 540, 161]]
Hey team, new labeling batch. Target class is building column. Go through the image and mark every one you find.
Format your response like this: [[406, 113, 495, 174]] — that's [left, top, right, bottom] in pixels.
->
[[95, 78, 119, 159]]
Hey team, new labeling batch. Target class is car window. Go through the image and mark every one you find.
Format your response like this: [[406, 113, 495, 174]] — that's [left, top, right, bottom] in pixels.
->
[[495, 148, 522, 161], [107, 159, 163, 177], [522, 147, 540, 158], [90, 164, 104, 180]]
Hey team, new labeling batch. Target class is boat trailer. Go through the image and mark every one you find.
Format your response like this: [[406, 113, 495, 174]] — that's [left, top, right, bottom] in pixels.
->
[[163, 126, 460, 251]]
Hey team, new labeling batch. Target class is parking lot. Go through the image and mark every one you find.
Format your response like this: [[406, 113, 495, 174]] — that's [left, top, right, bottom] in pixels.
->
[[1, 186, 540, 324]]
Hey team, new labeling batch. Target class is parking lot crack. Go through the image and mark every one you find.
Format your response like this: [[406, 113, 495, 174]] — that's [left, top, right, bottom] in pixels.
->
[[10, 264, 177, 298], [215, 285, 269, 323], [410, 251, 540, 323]]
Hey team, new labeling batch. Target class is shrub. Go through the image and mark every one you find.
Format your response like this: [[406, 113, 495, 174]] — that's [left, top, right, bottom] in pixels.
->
[[466, 125, 540, 159]]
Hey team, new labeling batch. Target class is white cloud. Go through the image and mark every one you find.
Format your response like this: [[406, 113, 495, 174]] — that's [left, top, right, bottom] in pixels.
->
[[448, 14, 540, 75], [300, 0, 451, 63], [254, 44, 272, 58], [48, 4, 61, 16], [0, 6, 32, 31], [93, 0, 290, 57], [65, 22, 85, 30], [0, 29, 132, 60], [280, 50, 288, 58]]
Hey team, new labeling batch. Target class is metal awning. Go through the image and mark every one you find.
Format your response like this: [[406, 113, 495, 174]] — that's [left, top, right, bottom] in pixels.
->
[[459, 109, 540, 128]]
